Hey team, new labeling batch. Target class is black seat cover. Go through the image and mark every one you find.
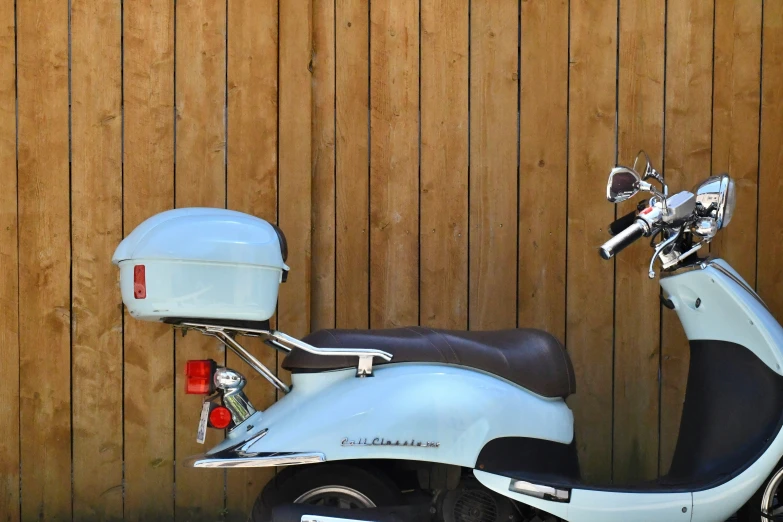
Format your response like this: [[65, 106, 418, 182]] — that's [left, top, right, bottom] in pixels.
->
[[282, 327, 576, 399]]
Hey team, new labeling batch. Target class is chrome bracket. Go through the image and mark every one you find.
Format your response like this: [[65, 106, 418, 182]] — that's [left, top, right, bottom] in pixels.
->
[[179, 323, 291, 394], [509, 479, 570, 503], [213, 367, 257, 426], [357, 356, 374, 377], [176, 322, 393, 383]]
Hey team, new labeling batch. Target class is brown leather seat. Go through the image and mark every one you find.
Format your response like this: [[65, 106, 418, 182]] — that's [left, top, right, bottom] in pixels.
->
[[282, 327, 576, 399]]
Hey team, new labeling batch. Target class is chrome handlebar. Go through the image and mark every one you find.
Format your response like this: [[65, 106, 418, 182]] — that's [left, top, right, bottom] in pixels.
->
[[599, 190, 705, 277]]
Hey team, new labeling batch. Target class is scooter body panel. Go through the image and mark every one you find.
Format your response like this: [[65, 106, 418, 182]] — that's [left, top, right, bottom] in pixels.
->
[[207, 363, 574, 468], [475, 470, 693, 522], [203, 259, 783, 521], [660, 259, 783, 375]]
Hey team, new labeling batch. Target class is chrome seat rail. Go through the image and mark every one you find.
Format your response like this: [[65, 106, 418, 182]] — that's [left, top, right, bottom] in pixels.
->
[[176, 322, 394, 393]]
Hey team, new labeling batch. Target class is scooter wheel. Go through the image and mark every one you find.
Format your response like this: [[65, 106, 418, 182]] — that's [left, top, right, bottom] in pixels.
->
[[736, 464, 783, 522], [250, 463, 403, 522]]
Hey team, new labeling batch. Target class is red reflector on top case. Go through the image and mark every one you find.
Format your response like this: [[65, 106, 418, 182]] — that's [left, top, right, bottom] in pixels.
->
[[133, 265, 146, 299], [209, 406, 232, 429]]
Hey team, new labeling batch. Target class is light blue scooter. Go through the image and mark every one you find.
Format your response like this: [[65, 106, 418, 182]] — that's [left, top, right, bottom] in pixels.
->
[[116, 152, 783, 522]]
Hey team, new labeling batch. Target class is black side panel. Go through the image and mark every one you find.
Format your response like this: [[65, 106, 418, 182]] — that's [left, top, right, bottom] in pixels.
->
[[668, 340, 783, 487], [475, 437, 580, 483]]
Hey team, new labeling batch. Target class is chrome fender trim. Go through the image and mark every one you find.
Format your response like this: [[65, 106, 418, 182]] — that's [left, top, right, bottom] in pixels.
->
[[184, 451, 325, 468]]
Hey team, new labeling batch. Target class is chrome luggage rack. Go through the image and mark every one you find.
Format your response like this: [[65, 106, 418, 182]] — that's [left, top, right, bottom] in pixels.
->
[[169, 319, 393, 394]]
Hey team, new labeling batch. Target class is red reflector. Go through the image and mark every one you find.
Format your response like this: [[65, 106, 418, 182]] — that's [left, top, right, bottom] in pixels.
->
[[133, 265, 146, 299], [185, 360, 215, 395], [209, 406, 232, 429]]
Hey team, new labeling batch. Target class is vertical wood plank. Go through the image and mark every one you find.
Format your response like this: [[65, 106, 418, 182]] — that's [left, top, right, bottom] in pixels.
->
[[369, 0, 419, 328], [225, 0, 279, 516], [17, 0, 72, 518], [711, 0, 762, 283], [174, 0, 228, 518], [312, 0, 336, 332], [278, 0, 313, 342], [71, 0, 124, 516], [566, 0, 617, 482], [613, 0, 665, 483], [469, 0, 518, 331], [0, 0, 18, 517], [335, 0, 370, 329], [659, 0, 714, 474], [420, 0, 468, 330], [518, 0, 568, 342], [758, 0, 783, 318], [123, 0, 176, 518]]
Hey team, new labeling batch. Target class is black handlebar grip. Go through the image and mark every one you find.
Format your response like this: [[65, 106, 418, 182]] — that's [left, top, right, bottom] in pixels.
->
[[609, 209, 638, 236], [599, 220, 646, 260]]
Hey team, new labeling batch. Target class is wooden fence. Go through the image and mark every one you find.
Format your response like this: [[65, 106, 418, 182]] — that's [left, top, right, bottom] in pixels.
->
[[0, 0, 781, 520]]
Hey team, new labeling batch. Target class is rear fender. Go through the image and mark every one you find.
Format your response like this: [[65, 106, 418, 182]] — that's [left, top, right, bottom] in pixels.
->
[[207, 363, 574, 468]]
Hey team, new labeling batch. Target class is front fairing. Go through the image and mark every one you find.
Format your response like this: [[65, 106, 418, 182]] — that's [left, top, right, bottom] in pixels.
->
[[661, 259, 783, 375]]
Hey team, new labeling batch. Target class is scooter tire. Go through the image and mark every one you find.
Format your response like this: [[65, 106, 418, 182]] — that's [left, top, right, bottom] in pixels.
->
[[250, 463, 403, 522]]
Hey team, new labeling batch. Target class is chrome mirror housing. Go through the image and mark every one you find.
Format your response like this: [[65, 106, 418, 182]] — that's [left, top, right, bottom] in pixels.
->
[[607, 167, 641, 203], [633, 150, 666, 191], [694, 174, 735, 229]]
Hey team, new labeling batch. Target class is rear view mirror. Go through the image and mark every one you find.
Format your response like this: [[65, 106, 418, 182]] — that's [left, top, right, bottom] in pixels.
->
[[607, 167, 641, 203]]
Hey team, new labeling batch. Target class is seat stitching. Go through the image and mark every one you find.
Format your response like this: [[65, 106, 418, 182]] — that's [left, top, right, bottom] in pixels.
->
[[428, 328, 460, 363], [323, 330, 353, 366], [325, 330, 341, 346], [404, 326, 448, 363], [496, 340, 513, 383]]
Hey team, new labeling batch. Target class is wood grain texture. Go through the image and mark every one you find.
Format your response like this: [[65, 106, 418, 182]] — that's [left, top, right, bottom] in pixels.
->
[[420, 0, 468, 330], [566, 0, 617, 482], [312, 0, 337, 332], [335, 0, 370, 329], [17, 0, 72, 518], [278, 0, 313, 344], [613, 0, 665, 483], [469, 0, 518, 331], [123, 0, 176, 518], [758, 0, 783, 319], [0, 0, 18, 517], [226, 0, 279, 516], [369, 0, 419, 328], [711, 0, 762, 284], [174, 0, 228, 518], [518, 0, 568, 342], [659, 0, 714, 475], [71, 0, 124, 517]]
